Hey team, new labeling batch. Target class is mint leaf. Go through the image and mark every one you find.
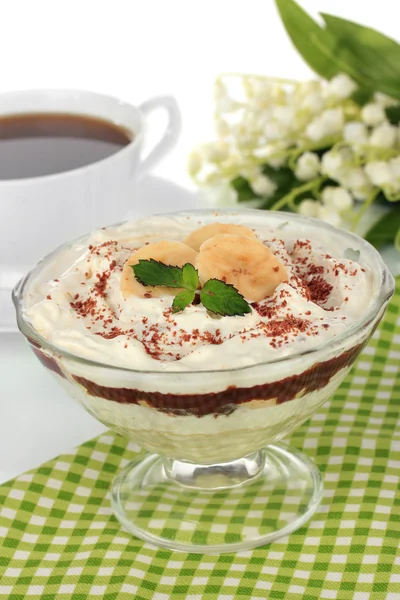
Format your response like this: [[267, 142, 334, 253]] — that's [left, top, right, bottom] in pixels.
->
[[182, 263, 199, 290], [132, 260, 251, 316], [132, 260, 198, 291], [200, 279, 251, 316], [172, 289, 196, 313], [132, 259, 186, 288]]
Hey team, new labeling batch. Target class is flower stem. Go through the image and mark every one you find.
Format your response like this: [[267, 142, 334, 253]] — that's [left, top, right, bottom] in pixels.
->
[[287, 137, 341, 171], [270, 176, 326, 211]]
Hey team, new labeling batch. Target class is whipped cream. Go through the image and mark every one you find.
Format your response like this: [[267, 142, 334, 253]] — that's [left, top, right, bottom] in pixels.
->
[[24, 212, 375, 372]]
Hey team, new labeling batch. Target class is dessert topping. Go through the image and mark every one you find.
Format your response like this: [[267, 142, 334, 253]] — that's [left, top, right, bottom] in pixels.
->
[[184, 222, 256, 251], [132, 259, 251, 317], [196, 234, 288, 301], [121, 241, 197, 299]]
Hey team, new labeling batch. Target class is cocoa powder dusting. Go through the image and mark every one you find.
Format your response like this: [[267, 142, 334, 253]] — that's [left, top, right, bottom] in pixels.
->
[[307, 277, 333, 305]]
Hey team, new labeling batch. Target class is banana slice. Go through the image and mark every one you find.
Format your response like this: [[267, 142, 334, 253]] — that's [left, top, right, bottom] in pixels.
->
[[196, 234, 288, 302], [184, 222, 256, 252], [121, 241, 197, 299]]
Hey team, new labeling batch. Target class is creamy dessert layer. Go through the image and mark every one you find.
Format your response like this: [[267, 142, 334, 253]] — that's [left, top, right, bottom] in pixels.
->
[[24, 213, 373, 373]]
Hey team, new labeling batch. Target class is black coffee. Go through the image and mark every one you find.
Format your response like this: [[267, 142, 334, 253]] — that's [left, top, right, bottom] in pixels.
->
[[0, 112, 133, 179]]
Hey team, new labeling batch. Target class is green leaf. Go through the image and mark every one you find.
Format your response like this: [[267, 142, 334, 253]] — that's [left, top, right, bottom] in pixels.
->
[[231, 176, 260, 203], [321, 13, 400, 100], [132, 259, 187, 288], [351, 88, 374, 107], [172, 289, 196, 313], [275, 0, 339, 79], [365, 208, 400, 249], [385, 105, 400, 125], [182, 263, 199, 290], [262, 164, 296, 190], [395, 227, 400, 251], [259, 164, 302, 210], [133, 260, 252, 316], [232, 166, 301, 209], [276, 1, 400, 98], [200, 279, 251, 316], [275, 1, 371, 89], [321, 14, 400, 78]]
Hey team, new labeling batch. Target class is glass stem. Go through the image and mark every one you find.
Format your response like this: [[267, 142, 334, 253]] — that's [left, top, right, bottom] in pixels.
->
[[163, 450, 265, 490]]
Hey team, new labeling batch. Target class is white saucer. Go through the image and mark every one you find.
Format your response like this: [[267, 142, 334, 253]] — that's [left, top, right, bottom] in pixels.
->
[[1, 175, 206, 333]]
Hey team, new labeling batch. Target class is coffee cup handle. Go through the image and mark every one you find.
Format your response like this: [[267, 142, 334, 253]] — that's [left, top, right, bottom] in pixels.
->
[[136, 95, 181, 178]]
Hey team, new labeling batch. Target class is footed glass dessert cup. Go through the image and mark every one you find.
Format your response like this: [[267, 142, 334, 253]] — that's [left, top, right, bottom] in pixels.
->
[[13, 210, 395, 553]]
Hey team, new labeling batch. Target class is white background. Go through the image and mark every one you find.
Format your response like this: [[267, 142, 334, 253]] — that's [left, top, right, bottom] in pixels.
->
[[0, 0, 396, 186], [0, 0, 397, 482]]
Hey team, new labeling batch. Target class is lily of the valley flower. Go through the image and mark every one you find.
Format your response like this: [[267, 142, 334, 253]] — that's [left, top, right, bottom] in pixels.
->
[[190, 72, 400, 234], [295, 152, 320, 181]]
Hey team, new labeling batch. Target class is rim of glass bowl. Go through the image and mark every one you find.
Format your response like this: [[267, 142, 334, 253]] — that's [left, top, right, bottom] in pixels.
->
[[13, 208, 395, 376]]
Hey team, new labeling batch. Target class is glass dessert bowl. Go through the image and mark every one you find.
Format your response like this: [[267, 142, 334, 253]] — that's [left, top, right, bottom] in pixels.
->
[[13, 209, 394, 553]]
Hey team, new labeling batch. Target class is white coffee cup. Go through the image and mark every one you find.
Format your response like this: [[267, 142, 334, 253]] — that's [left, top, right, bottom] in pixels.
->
[[0, 89, 181, 328]]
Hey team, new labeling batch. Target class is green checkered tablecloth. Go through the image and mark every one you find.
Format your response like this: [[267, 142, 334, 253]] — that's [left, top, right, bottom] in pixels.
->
[[1, 280, 399, 600]]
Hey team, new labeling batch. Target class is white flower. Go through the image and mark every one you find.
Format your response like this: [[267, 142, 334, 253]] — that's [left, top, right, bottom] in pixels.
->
[[272, 105, 296, 129], [305, 108, 344, 141], [264, 121, 287, 141], [295, 151, 320, 181], [325, 74, 357, 100], [268, 155, 287, 168], [298, 198, 320, 217], [365, 158, 400, 196], [215, 80, 240, 113], [320, 147, 352, 179], [305, 120, 325, 141], [245, 79, 280, 107], [389, 156, 400, 179], [374, 92, 398, 108], [296, 80, 322, 98], [240, 164, 261, 181], [267, 83, 286, 105], [316, 205, 342, 227], [187, 151, 202, 177], [343, 121, 368, 145], [322, 108, 345, 133], [300, 92, 325, 113], [361, 103, 386, 126], [252, 143, 288, 168], [370, 123, 397, 148], [202, 181, 238, 207], [215, 118, 230, 137], [321, 151, 342, 178], [250, 173, 277, 197], [364, 161, 392, 186], [235, 127, 257, 149], [340, 167, 373, 200], [201, 142, 229, 163], [321, 186, 353, 212]]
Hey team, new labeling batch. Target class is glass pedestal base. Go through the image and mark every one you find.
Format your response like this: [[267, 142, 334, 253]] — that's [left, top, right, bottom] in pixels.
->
[[111, 443, 323, 554]]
